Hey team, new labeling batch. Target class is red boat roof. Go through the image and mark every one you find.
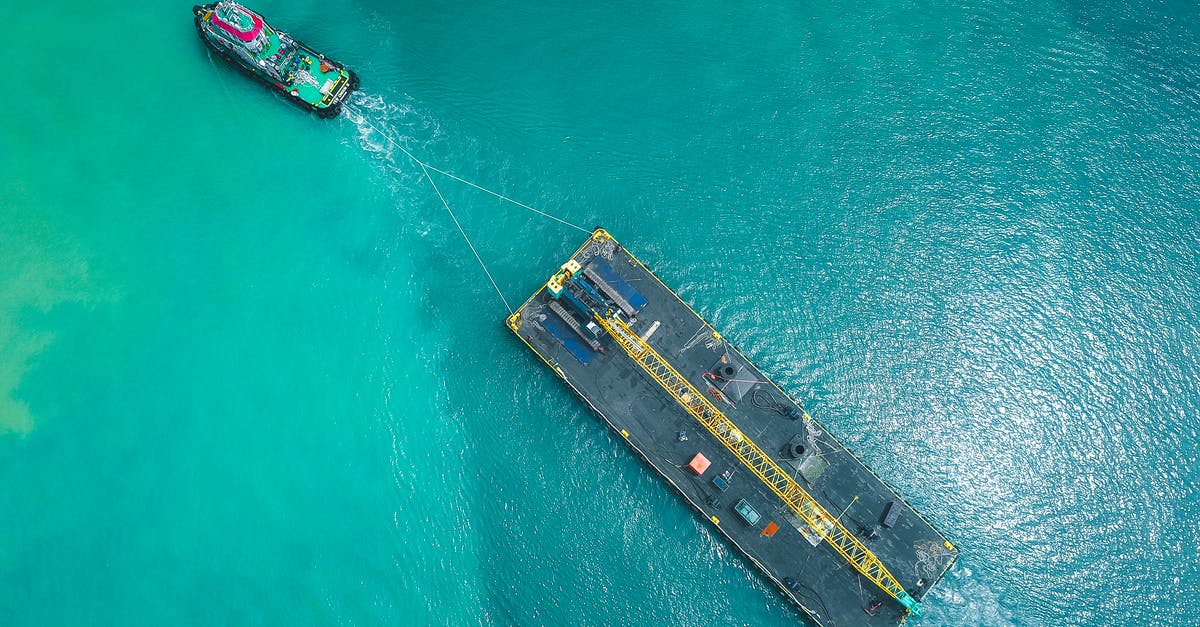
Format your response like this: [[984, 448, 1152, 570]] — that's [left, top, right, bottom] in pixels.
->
[[211, 5, 263, 43]]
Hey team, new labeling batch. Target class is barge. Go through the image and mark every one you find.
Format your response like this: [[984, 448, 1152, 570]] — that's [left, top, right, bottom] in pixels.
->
[[507, 229, 957, 625]]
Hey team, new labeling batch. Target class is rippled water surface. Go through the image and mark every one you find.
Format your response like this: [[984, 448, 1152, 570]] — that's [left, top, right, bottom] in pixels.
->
[[3, 1, 1198, 625]]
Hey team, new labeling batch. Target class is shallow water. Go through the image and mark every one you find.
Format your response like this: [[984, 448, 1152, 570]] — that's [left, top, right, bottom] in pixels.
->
[[3, 1, 1198, 625]]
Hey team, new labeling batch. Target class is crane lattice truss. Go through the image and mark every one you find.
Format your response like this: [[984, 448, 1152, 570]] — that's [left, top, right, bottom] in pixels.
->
[[594, 314, 921, 616]]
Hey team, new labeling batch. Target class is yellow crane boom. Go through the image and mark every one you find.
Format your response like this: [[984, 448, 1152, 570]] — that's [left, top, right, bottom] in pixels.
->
[[593, 313, 922, 615]]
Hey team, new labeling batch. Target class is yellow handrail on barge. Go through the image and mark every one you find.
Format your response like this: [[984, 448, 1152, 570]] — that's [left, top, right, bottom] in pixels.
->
[[593, 313, 922, 616]]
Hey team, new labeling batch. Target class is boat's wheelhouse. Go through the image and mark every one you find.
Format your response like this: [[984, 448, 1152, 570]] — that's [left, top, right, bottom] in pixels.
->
[[209, 3, 271, 54]]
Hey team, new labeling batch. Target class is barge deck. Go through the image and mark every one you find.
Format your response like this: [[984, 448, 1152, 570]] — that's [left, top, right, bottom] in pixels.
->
[[507, 229, 957, 626]]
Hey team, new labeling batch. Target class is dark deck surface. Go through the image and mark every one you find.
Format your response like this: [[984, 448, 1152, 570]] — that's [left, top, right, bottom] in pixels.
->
[[508, 230, 958, 626]]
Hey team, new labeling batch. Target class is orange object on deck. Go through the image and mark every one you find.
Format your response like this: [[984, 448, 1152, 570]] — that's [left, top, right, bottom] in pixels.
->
[[688, 453, 711, 475], [760, 522, 780, 537]]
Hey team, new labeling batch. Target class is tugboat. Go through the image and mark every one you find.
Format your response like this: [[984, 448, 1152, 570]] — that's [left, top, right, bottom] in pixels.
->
[[193, 3, 358, 118]]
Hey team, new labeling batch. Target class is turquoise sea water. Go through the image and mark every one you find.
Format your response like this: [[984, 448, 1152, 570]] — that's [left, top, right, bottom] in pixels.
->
[[3, 1, 1199, 625]]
